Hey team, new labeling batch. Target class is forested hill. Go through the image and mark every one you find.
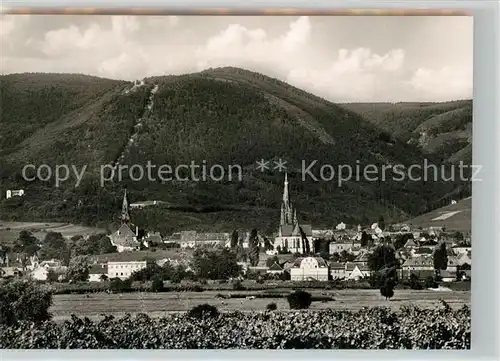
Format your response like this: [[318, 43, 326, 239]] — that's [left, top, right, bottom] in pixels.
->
[[340, 100, 473, 165], [0, 68, 464, 234]]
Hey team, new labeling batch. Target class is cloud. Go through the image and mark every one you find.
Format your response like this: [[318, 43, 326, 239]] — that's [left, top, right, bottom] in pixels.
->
[[286, 48, 406, 102], [195, 16, 311, 71], [1, 15, 472, 102], [408, 66, 473, 101]]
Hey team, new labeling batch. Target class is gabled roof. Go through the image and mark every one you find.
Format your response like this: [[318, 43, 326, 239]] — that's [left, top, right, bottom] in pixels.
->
[[329, 262, 345, 269], [144, 234, 162, 244], [89, 264, 108, 274], [280, 224, 313, 237], [402, 255, 433, 267], [268, 262, 283, 271], [345, 262, 356, 271], [404, 239, 417, 248], [292, 256, 328, 268], [354, 251, 370, 263], [414, 247, 433, 255], [111, 224, 140, 247]]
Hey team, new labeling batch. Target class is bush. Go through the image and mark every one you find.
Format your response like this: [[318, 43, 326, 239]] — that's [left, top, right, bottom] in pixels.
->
[[287, 290, 312, 309], [0, 307, 471, 349], [187, 304, 219, 319], [232, 279, 245, 291], [380, 278, 395, 300], [424, 276, 439, 289], [109, 278, 132, 293], [266, 302, 277, 311], [408, 274, 423, 290], [0, 278, 53, 326], [150, 277, 164, 292]]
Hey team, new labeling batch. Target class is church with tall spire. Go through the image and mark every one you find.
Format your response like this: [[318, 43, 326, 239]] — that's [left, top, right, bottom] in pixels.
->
[[274, 173, 313, 254], [109, 189, 141, 252]]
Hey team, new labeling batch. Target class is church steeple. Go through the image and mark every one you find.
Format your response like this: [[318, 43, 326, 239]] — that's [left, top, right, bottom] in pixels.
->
[[121, 189, 131, 224], [280, 173, 295, 225], [283, 173, 289, 205]]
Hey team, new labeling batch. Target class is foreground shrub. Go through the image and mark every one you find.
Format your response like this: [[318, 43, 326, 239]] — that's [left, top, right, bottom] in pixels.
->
[[266, 302, 277, 310], [287, 290, 312, 309], [150, 277, 164, 292], [0, 278, 53, 326], [187, 304, 219, 319], [232, 279, 244, 291], [0, 306, 470, 349]]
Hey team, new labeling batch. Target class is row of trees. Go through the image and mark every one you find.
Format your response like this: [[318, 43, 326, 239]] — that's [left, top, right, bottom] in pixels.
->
[[1, 231, 117, 269]]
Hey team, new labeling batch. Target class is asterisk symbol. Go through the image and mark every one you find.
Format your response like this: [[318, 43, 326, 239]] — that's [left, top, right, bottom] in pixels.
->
[[274, 158, 287, 172], [256, 159, 270, 172]]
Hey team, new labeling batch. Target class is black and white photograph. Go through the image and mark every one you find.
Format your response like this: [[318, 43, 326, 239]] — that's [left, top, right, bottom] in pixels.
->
[[0, 13, 473, 349]]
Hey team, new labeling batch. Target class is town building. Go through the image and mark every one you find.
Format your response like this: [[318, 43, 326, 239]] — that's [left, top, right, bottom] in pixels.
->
[[400, 255, 435, 279], [274, 174, 313, 254], [88, 264, 108, 282], [109, 190, 141, 252], [179, 231, 230, 248], [29, 259, 67, 281], [289, 256, 329, 281], [107, 260, 147, 280], [329, 262, 347, 279], [266, 262, 285, 275]]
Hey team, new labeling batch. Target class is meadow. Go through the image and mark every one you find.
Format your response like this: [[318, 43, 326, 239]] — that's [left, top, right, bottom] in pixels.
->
[[50, 288, 470, 321]]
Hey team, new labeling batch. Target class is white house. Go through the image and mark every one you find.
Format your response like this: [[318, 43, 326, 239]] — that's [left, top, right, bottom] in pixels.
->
[[329, 262, 346, 279], [29, 261, 67, 281], [6, 189, 25, 199], [179, 231, 230, 249], [289, 257, 329, 281], [31, 266, 50, 281], [107, 260, 147, 280]]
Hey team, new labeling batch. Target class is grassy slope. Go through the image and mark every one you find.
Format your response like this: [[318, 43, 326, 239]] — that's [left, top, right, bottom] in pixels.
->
[[0, 69, 461, 234], [404, 197, 471, 233]]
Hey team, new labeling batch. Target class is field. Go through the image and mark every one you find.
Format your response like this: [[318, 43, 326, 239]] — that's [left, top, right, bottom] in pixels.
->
[[0, 221, 104, 245], [50, 289, 470, 321]]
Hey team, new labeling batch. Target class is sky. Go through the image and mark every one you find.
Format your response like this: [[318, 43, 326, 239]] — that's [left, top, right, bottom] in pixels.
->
[[1, 15, 473, 102]]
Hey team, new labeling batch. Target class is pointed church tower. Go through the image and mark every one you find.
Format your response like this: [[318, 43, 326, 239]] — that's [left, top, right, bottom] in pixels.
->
[[281, 173, 294, 225], [121, 189, 131, 225]]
